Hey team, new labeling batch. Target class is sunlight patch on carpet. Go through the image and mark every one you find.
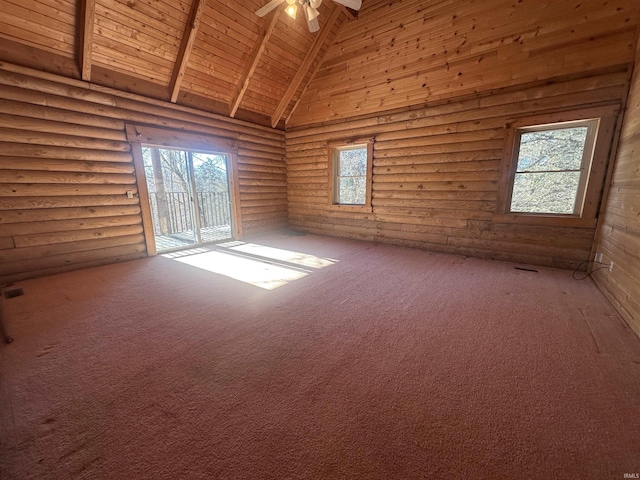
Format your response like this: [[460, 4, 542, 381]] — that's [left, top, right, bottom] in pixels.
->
[[162, 243, 336, 290], [229, 243, 337, 268]]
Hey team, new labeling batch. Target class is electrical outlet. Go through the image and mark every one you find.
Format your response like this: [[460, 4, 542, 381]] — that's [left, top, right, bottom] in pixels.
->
[[595, 252, 603, 262], [609, 261, 614, 272]]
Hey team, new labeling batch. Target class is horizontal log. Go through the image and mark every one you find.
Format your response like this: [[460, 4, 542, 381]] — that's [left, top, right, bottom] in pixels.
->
[[239, 179, 287, 187], [0, 170, 136, 185], [287, 176, 327, 186], [371, 213, 468, 228], [479, 230, 593, 250], [0, 127, 131, 151], [237, 171, 285, 182], [373, 150, 503, 167], [241, 204, 288, 215], [0, 242, 147, 276], [447, 236, 589, 261], [237, 156, 287, 168], [239, 192, 288, 201], [13, 224, 143, 248], [373, 198, 497, 212], [372, 181, 498, 192], [0, 205, 141, 224], [0, 113, 126, 141], [287, 196, 330, 205], [288, 169, 328, 178], [241, 210, 288, 222], [238, 185, 287, 194], [374, 139, 506, 158], [0, 183, 138, 196], [236, 164, 287, 175], [0, 98, 124, 130], [0, 251, 148, 285], [0, 142, 133, 162], [373, 160, 500, 175], [0, 195, 139, 209], [240, 199, 288, 208], [373, 129, 504, 150], [0, 156, 135, 174], [373, 172, 500, 183], [1, 214, 142, 236]]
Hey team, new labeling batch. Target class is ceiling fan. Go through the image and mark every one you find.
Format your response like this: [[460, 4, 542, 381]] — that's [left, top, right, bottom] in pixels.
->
[[256, 0, 362, 33]]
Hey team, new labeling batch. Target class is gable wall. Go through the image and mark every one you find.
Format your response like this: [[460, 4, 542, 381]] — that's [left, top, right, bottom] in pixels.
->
[[289, 0, 639, 126]]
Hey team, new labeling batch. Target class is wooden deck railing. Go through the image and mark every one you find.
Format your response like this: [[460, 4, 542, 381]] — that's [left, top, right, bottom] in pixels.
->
[[149, 191, 231, 236]]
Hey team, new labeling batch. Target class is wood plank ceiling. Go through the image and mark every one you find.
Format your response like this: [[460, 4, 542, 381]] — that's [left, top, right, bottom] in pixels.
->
[[0, 0, 350, 128], [288, 0, 640, 126]]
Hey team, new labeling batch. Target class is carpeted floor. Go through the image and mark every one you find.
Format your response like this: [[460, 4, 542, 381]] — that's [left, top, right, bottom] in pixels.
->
[[1, 232, 639, 479]]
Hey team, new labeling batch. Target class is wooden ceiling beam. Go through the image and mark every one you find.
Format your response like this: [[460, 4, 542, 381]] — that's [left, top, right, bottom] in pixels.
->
[[169, 0, 206, 103], [271, 5, 342, 128], [229, 9, 280, 118], [79, 0, 96, 81]]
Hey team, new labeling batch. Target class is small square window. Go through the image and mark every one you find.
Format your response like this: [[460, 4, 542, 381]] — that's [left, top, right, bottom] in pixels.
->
[[329, 142, 373, 209], [508, 119, 598, 216]]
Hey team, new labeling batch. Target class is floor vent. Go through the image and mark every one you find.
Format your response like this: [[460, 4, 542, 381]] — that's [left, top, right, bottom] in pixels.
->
[[515, 267, 539, 273], [4, 288, 24, 299]]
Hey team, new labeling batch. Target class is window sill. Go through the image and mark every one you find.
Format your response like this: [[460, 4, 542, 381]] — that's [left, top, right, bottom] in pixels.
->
[[492, 213, 597, 228]]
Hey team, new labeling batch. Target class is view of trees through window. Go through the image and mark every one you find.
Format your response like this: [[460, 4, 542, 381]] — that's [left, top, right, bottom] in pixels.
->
[[336, 147, 367, 205], [510, 124, 592, 215], [142, 147, 231, 239]]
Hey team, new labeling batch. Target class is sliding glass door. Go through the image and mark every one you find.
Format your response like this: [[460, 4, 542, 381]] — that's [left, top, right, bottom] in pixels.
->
[[142, 146, 233, 253]]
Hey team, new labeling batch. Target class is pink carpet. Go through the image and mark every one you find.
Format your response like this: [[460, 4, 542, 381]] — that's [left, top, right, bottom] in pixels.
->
[[1, 232, 639, 479]]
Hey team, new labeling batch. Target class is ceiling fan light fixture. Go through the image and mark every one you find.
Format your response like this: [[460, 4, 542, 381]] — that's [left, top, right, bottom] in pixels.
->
[[305, 4, 319, 21], [310, 0, 322, 8], [285, 2, 298, 18]]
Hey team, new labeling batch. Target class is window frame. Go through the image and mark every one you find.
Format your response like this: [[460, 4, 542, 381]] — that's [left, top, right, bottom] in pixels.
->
[[327, 139, 374, 212], [495, 106, 618, 227], [507, 118, 599, 217], [125, 124, 243, 256]]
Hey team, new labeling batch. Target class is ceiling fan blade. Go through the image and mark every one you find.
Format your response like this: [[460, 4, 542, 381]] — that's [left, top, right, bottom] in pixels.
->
[[331, 0, 362, 10], [256, 0, 286, 17]]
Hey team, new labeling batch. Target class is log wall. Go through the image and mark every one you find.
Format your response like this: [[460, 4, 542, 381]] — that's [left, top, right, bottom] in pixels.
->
[[286, 69, 630, 269], [0, 63, 287, 284], [593, 40, 640, 337]]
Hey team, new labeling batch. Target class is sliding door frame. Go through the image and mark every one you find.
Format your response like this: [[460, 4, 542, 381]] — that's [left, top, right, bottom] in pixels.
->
[[126, 124, 243, 257]]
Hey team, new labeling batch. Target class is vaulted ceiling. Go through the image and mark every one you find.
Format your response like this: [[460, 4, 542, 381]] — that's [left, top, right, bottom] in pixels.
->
[[1, 0, 639, 130], [0, 0, 353, 127]]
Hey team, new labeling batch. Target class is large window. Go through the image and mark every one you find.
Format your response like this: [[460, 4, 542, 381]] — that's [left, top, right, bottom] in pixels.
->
[[509, 119, 598, 216], [329, 141, 373, 209], [496, 107, 617, 226]]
